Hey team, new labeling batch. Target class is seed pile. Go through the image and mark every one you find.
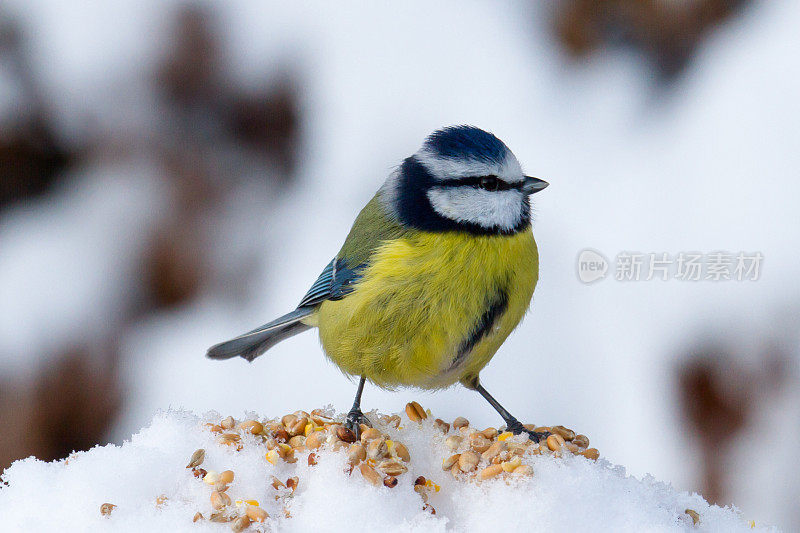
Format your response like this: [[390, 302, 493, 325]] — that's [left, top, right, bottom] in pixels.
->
[[435, 418, 599, 482], [103, 402, 609, 531]]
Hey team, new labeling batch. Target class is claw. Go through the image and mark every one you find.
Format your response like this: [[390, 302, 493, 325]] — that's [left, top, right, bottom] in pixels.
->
[[345, 409, 372, 440], [505, 420, 550, 443]]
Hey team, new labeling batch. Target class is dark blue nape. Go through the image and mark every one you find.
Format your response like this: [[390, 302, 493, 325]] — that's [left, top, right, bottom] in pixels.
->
[[393, 156, 530, 236], [424, 126, 508, 165]]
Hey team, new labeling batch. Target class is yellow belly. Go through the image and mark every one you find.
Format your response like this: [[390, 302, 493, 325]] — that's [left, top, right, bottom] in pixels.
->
[[314, 230, 538, 389]]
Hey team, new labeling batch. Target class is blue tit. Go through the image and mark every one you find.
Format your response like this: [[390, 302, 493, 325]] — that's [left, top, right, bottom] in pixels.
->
[[208, 125, 549, 440]]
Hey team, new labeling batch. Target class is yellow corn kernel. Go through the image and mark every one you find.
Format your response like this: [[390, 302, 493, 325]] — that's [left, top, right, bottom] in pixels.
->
[[266, 449, 280, 465], [304, 423, 314, 437], [498, 432, 513, 442], [424, 479, 441, 492], [501, 457, 522, 472], [236, 499, 259, 507], [386, 440, 395, 456]]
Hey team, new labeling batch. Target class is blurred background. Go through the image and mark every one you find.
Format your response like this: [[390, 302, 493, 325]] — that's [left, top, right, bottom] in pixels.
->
[[0, 0, 798, 529]]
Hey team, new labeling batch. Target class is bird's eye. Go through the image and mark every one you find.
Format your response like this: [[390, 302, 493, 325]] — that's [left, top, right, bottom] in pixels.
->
[[479, 176, 499, 191]]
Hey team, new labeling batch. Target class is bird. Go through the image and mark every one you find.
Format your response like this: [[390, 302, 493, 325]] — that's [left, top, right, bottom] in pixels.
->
[[207, 125, 549, 440]]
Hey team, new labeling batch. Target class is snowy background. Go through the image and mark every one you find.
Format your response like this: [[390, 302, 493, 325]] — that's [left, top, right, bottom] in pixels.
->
[[0, 0, 798, 530]]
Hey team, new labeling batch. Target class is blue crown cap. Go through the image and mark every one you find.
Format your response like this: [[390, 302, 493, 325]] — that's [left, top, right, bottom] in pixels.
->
[[423, 126, 508, 164]]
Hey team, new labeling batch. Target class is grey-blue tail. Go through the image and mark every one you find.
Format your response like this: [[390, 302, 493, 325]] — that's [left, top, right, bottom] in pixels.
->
[[206, 307, 314, 362]]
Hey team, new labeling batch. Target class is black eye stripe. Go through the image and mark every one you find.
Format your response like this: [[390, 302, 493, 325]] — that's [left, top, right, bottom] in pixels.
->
[[438, 175, 518, 191]]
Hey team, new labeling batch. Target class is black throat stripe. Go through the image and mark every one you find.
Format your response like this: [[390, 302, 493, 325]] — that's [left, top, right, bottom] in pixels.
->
[[448, 289, 509, 371]]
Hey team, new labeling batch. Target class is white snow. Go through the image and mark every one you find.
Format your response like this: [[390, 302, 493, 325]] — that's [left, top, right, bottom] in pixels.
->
[[0, 409, 772, 532]]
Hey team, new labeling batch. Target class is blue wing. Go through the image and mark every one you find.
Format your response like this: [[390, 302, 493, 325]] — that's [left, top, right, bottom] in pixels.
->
[[207, 258, 361, 361], [297, 258, 363, 308], [208, 258, 362, 362]]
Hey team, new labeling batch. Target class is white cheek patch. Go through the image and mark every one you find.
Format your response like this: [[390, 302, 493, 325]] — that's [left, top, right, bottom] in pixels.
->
[[416, 148, 524, 184], [426, 186, 525, 231]]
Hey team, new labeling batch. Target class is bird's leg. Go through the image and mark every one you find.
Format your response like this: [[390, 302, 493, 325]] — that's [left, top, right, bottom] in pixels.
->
[[345, 376, 372, 439], [467, 377, 550, 443]]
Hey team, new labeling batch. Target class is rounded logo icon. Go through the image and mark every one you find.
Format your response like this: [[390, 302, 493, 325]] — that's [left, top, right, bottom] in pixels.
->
[[577, 249, 608, 284]]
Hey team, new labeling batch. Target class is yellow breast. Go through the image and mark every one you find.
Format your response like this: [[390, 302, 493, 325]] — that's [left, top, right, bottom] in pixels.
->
[[315, 229, 538, 389]]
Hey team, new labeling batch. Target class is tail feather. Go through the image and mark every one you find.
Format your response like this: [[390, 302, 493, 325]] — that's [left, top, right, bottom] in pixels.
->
[[206, 308, 314, 362]]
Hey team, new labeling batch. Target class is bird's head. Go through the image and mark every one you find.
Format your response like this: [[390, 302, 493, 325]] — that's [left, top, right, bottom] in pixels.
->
[[381, 126, 548, 235]]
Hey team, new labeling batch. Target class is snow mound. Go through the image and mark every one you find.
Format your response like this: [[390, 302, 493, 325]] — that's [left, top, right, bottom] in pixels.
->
[[0, 407, 772, 532]]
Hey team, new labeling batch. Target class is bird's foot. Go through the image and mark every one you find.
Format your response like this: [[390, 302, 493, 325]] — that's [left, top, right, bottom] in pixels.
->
[[345, 408, 372, 440], [506, 419, 550, 443]]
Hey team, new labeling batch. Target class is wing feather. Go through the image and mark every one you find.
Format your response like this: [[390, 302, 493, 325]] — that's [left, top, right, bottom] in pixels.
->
[[297, 258, 363, 308], [297, 259, 336, 307]]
